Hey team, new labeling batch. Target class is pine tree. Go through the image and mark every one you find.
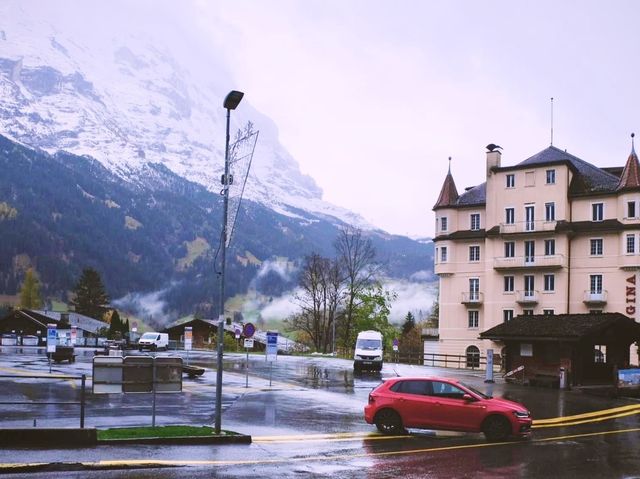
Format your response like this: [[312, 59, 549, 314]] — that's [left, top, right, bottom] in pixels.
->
[[70, 268, 110, 320], [401, 311, 416, 336], [108, 310, 122, 339], [19, 269, 43, 310]]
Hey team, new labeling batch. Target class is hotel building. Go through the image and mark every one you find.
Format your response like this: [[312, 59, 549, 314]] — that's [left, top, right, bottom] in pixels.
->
[[431, 141, 640, 376]]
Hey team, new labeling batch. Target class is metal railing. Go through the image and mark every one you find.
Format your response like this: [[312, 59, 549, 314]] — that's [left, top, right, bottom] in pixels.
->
[[387, 352, 503, 373], [0, 374, 87, 428]]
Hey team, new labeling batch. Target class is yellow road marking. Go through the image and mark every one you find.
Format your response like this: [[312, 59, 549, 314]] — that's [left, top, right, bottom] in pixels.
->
[[11, 426, 630, 470], [533, 404, 640, 425]]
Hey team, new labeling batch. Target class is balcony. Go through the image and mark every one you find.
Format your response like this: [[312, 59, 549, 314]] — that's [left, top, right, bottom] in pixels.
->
[[434, 262, 456, 276], [583, 290, 608, 305], [493, 254, 566, 270], [516, 290, 539, 304], [499, 220, 557, 235], [421, 328, 439, 341], [461, 292, 484, 306], [619, 254, 640, 271]]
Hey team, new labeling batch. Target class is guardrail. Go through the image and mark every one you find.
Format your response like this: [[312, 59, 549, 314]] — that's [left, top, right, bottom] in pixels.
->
[[0, 374, 87, 428]]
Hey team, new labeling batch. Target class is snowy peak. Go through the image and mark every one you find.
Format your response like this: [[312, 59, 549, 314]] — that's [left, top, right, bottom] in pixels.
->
[[0, 0, 373, 230]]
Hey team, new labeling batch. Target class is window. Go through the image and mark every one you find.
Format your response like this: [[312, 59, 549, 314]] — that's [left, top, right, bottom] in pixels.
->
[[546, 169, 556, 184], [592, 203, 604, 222], [468, 311, 479, 329], [392, 380, 431, 395], [441, 217, 448, 232], [441, 246, 448, 262], [465, 346, 480, 368], [469, 245, 480, 262], [521, 343, 533, 356], [504, 275, 515, 292], [505, 207, 515, 224], [506, 174, 515, 188], [543, 309, 554, 315], [525, 205, 535, 231], [431, 380, 467, 398], [590, 274, 603, 294], [628, 201, 637, 219], [545, 202, 555, 221], [469, 278, 480, 301], [524, 240, 535, 263], [504, 241, 515, 258], [470, 213, 481, 231], [544, 239, 555, 256], [523, 309, 534, 316], [524, 275, 535, 297], [544, 274, 555, 292], [627, 234, 636, 254], [525, 171, 535, 187], [503, 310, 514, 323], [590, 238, 603, 256], [594, 345, 606, 364]]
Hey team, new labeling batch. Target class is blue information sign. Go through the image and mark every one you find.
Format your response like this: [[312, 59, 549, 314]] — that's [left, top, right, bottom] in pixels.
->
[[46, 324, 57, 353], [266, 331, 278, 361]]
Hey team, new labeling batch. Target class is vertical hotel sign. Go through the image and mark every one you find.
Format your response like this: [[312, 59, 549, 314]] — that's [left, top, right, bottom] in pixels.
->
[[627, 274, 639, 322]]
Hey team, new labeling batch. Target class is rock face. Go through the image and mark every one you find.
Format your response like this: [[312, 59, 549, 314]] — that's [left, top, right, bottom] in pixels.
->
[[0, 0, 370, 229]]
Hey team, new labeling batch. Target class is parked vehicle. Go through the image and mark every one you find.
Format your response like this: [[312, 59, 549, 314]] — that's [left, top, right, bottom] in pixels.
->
[[22, 335, 39, 346], [364, 376, 532, 441], [138, 332, 169, 351], [353, 330, 383, 372], [0, 333, 17, 346]]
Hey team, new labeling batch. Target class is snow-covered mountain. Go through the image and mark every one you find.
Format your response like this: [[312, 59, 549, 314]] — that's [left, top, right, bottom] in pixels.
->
[[0, 0, 372, 229]]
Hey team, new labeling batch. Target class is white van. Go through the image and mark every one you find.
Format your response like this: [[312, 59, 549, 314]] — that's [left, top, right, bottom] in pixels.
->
[[138, 332, 169, 351], [353, 330, 384, 372]]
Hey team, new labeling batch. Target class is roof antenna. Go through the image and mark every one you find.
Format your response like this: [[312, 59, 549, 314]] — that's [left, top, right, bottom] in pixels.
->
[[550, 97, 554, 146]]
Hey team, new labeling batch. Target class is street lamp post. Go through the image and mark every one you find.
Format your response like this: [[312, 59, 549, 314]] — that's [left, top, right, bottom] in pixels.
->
[[215, 90, 244, 434]]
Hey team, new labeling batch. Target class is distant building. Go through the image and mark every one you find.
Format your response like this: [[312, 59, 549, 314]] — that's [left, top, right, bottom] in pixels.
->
[[431, 141, 640, 384]]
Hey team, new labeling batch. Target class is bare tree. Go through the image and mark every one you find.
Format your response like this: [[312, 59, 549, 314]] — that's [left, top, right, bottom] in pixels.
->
[[334, 226, 379, 352]]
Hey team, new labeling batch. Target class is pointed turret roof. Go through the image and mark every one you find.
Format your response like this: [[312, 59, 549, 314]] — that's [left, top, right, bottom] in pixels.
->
[[617, 134, 640, 192], [433, 159, 459, 210]]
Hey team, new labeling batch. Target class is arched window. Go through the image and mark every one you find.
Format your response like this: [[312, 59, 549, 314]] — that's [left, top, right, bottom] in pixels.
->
[[466, 345, 480, 369]]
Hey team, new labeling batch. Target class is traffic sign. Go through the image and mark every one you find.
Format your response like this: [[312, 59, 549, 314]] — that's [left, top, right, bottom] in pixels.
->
[[234, 325, 242, 339], [184, 326, 193, 351], [266, 331, 278, 361], [46, 324, 57, 353], [243, 322, 256, 338], [244, 338, 254, 349]]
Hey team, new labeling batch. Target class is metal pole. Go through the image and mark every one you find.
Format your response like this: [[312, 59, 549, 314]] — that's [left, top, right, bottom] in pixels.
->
[[215, 107, 232, 434], [152, 358, 157, 427], [245, 347, 249, 388], [80, 374, 86, 428]]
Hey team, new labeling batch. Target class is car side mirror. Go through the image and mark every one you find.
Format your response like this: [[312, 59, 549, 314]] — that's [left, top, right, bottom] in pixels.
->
[[462, 394, 475, 402]]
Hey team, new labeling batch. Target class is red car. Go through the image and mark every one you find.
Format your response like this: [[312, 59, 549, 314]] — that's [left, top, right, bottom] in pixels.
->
[[364, 376, 532, 441]]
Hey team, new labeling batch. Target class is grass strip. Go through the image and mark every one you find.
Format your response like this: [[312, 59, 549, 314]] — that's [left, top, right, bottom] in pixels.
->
[[98, 425, 231, 441]]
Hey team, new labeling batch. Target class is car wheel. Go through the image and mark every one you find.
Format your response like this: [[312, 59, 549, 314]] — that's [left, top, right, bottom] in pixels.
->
[[375, 409, 405, 435], [482, 415, 511, 442]]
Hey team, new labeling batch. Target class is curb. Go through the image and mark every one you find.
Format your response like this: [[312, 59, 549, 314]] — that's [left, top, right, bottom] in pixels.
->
[[98, 433, 252, 445], [0, 428, 97, 447]]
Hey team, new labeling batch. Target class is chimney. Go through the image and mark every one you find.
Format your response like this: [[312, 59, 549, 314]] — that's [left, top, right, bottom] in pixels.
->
[[486, 147, 502, 177]]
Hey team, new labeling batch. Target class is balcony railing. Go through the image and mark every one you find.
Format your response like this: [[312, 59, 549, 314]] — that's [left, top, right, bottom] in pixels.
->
[[516, 290, 539, 304], [583, 290, 608, 305], [499, 220, 557, 234], [461, 292, 484, 305], [493, 254, 566, 270]]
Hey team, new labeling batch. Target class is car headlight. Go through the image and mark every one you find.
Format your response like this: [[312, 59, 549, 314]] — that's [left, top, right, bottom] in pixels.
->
[[513, 410, 531, 418]]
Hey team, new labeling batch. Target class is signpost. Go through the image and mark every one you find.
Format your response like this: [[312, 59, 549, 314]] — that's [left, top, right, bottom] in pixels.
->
[[46, 324, 56, 373], [70, 326, 77, 346], [184, 326, 192, 366], [485, 349, 494, 383], [243, 323, 255, 388], [266, 331, 278, 386]]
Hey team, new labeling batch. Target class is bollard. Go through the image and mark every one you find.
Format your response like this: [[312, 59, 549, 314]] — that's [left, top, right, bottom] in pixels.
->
[[559, 367, 567, 389]]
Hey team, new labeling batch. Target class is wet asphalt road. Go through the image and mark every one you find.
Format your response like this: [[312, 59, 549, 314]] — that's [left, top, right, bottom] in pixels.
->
[[1, 346, 640, 478]]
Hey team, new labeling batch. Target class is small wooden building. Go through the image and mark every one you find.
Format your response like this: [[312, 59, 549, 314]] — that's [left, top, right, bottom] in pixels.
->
[[480, 313, 640, 387]]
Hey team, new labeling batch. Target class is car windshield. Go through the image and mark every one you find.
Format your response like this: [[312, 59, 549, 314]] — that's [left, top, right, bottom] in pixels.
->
[[140, 333, 159, 340], [357, 339, 381, 350], [460, 381, 491, 399]]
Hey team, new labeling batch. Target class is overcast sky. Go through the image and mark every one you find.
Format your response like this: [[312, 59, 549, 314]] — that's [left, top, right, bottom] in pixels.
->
[[187, 0, 639, 238]]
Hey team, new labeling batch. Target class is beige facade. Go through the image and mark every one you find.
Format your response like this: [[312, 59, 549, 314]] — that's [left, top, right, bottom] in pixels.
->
[[431, 144, 640, 363]]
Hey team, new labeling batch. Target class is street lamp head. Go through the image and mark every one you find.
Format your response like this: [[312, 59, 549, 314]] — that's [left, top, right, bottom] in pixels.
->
[[224, 90, 244, 110]]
